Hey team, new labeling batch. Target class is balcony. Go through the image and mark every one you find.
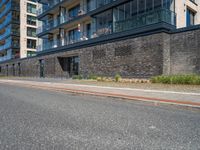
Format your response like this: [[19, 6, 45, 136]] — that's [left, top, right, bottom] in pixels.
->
[[0, 1, 19, 19], [37, 5, 91, 34], [38, 8, 176, 52], [0, 38, 12, 52], [37, 0, 64, 16], [0, 12, 20, 30], [37, 0, 114, 17], [0, 25, 20, 41], [114, 8, 176, 33], [37, 0, 118, 35], [0, 36, 19, 52]]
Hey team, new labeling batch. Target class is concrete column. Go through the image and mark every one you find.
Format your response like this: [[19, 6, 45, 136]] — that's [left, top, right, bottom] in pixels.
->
[[60, 7, 66, 24], [53, 34, 57, 48], [162, 33, 171, 75], [60, 28, 65, 46], [91, 18, 96, 38], [80, 0, 87, 14]]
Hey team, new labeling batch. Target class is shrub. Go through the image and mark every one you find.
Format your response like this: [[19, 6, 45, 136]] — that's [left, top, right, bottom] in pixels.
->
[[151, 75, 200, 85], [88, 74, 98, 80], [72, 75, 83, 80], [115, 74, 121, 82]]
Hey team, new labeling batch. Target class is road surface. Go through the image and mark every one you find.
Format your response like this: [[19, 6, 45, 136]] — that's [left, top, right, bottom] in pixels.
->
[[0, 83, 199, 149]]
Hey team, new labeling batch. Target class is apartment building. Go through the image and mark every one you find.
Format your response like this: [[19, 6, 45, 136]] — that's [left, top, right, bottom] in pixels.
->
[[0, 0, 200, 78], [0, 0, 38, 62], [36, 0, 177, 75], [176, 0, 200, 28], [37, 0, 200, 51]]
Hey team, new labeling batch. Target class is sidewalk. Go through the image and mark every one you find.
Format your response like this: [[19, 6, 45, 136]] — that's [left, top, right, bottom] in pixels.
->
[[0, 78, 200, 108]]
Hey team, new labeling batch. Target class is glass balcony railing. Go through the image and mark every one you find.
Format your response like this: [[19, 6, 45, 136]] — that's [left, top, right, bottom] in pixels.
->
[[38, 8, 176, 52], [37, 3, 97, 34], [37, 0, 64, 16], [114, 8, 176, 33], [37, 0, 114, 16], [37, 31, 92, 51], [37, 0, 116, 34]]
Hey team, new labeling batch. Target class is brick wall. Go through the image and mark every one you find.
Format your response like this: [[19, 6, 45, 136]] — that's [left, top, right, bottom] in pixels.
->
[[0, 28, 199, 78], [170, 29, 200, 75]]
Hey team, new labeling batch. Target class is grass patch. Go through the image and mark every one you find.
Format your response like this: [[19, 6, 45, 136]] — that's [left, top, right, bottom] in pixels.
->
[[151, 75, 200, 85]]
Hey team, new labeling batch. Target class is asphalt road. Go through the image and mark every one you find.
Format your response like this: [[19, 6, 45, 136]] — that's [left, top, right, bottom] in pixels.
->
[[0, 83, 199, 150]]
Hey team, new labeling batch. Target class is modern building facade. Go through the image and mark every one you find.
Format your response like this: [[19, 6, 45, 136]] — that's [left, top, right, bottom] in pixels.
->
[[0, 0, 38, 62], [34, 0, 200, 76], [0, 0, 200, 78], [37, 0, 200, 52], [37, 0, 177, 52], [176, 0, 200, 28]]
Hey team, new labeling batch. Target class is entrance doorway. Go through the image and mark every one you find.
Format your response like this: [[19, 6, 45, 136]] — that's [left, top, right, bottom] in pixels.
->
[[39, 59, 45, 78], [58, 56, 79, 77]]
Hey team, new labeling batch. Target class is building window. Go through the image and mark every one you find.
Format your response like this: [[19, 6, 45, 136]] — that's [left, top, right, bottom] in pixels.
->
[[27, 27, 36, 37], [27, 51, 36, 57], [27, 39, 36, 49], [187, 8, 195, 26], [39, 59, 45, 78], [27, 15, 36, 26], [27, 3, 36, 14]]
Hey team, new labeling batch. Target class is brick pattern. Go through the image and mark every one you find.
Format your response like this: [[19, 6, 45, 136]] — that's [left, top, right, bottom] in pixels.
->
[[170, 30, 200, 75]]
